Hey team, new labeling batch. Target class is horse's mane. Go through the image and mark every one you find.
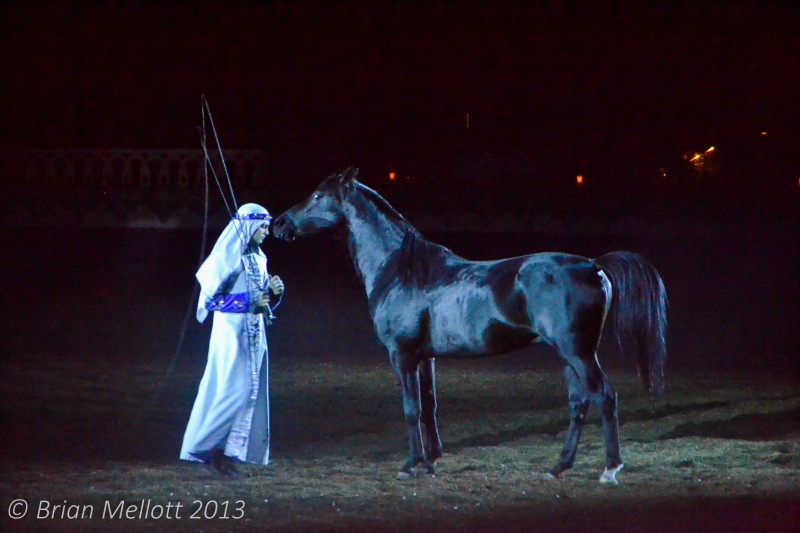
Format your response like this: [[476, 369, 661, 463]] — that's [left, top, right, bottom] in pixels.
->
[[348, 182, 456, 293], [398, 230, 457, 287]]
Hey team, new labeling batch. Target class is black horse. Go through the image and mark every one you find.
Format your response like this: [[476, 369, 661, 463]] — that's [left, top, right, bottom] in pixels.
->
[[273, 167, 667, 484]]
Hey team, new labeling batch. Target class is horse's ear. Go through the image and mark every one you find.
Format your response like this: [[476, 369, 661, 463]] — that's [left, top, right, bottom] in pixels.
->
[[340, 166, 358, 191]]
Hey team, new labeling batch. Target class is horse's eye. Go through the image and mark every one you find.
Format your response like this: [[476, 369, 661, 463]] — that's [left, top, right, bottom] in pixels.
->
[[313, 193, 321, 200]]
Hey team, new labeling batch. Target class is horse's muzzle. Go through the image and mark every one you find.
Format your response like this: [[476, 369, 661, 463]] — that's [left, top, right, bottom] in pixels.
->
[[272, 214, 295, 242]]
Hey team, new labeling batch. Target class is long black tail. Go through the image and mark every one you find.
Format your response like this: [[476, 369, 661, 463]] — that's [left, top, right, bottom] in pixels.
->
[[594, 251, 668, 397]]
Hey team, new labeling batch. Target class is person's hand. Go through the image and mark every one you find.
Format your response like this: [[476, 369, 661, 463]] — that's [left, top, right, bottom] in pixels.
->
[[255, 291, 270, 307], [269, 275, 285, 296]]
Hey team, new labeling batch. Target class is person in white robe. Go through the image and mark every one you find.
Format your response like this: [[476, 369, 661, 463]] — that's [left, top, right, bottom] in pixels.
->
[[180, 203, 284, 477]]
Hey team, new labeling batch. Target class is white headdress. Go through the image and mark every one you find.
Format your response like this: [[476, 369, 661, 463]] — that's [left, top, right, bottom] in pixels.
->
[[195, 203, 271, 322]]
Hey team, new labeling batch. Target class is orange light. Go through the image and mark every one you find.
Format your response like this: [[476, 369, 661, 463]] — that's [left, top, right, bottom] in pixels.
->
[[576, 175, 584, 185], [761, 131, 768, 136], [389, 172, 396, 181], [705, 146, 715, 153], [689, 153, 702, 162]]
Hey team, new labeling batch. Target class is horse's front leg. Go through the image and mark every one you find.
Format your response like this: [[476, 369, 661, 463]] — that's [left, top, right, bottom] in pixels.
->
[[389, 351, 425, 479], [419, 357, 442, 470]]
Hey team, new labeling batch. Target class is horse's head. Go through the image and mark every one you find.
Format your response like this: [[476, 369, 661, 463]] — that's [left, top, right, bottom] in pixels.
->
[[273, 166, 359, 242]]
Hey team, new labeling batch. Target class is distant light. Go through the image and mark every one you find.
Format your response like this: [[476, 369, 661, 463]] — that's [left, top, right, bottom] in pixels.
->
[[761, 131, 768, 136], [689, 153, 702, 162], [389, 172, 396, 181], [705, 146, 715, 153], [576, 175, 584, 185], [465, 113, 470, 129], [659, 168, 667, 178]]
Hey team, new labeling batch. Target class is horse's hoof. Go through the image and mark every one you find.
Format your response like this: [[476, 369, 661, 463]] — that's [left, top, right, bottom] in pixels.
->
[[543, 472, 564, 482], [397, 470, 419, 480], [599, 463, 624, 485], [397, 463, 436, 480]]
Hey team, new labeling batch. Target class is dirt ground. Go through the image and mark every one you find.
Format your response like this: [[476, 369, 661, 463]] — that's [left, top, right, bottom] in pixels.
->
[[1, 226, 797, 531], [0, 356, 798, 532]]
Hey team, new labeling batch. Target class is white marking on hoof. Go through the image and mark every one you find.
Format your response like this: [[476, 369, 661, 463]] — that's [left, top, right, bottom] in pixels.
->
[[398, 469, 423, 480], [542, 472, 564, 482], [414, 465, 434, 476], [599, 463, 624, 485]]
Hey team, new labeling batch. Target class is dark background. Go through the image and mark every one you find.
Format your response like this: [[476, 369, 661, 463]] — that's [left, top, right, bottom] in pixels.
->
[[1, 2, 798, 187], [0, 2, 797, 379], [0, 8, 797, 532], [2, 222, 797, 382]]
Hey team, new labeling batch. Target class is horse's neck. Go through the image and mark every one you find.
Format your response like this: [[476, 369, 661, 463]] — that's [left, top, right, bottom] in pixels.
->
[[344, 196, 406, 298]]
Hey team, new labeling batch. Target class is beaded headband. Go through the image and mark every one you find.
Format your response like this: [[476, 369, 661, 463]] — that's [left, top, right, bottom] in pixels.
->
[[234, 213, 272, 221]]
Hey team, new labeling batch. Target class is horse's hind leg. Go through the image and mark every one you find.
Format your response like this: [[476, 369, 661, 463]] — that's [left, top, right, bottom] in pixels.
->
[[549, 364, 591, 478], [550, 350, 624, 483], [598, 376, 624, 484], [419, 358, 443, 467]]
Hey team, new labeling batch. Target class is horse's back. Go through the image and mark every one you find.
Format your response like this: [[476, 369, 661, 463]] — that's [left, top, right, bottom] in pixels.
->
[[415, 252, 602, 357]]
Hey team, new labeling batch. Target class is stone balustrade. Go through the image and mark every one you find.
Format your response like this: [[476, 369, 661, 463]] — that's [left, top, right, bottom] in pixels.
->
[[0, 149, 773, 236], [0, 148, 267, 189]]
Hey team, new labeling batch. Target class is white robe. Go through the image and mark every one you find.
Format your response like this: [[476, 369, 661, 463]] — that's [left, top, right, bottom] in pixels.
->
[[180, 251, 270, 464]]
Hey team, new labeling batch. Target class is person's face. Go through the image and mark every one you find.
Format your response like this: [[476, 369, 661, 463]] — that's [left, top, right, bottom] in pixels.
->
[[251, 222, 270, 245]]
